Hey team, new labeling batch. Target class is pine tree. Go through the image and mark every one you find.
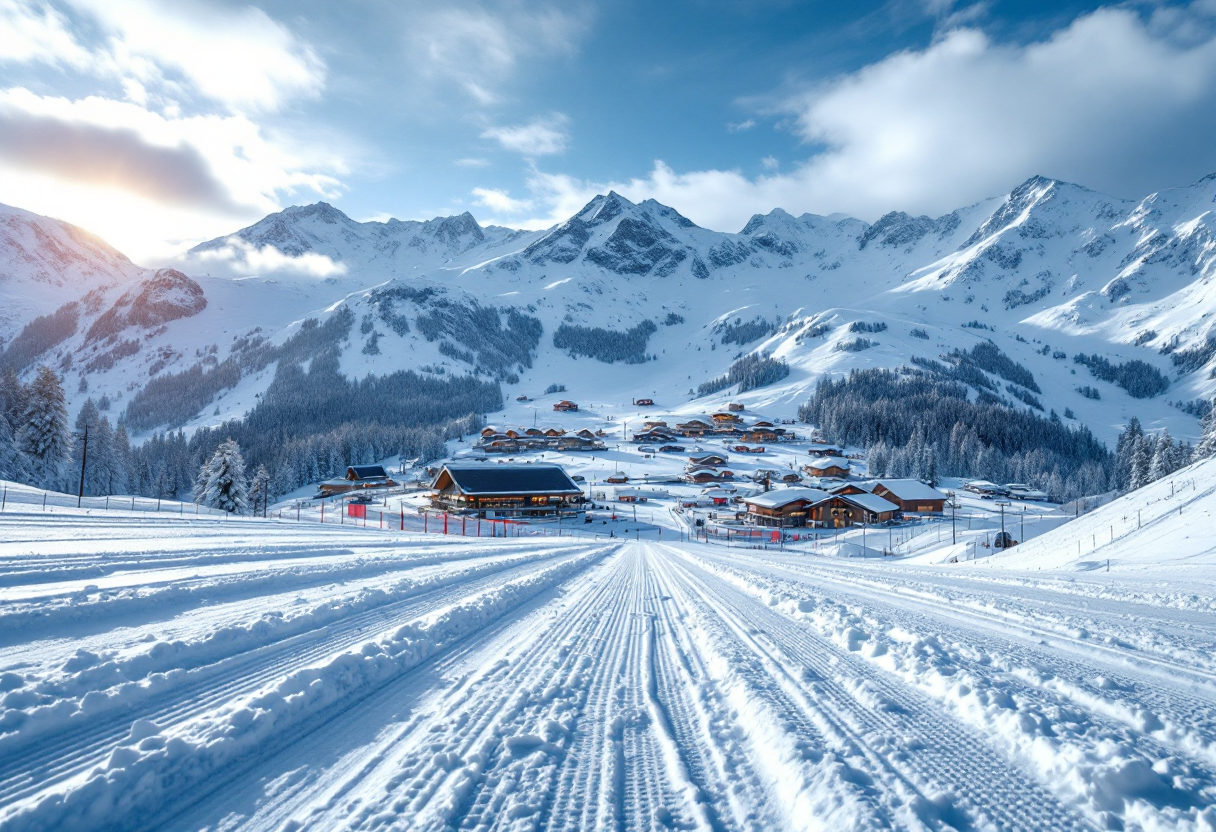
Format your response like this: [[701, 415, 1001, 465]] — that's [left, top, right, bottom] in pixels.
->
[[20, 366, 72, 489], [194, 438, 250, 514], [1128, 436, 1152, 491], [72, 398, 101, 495], [0, 412, 30, 482], [250, 464, 271, 517], [0, 368, 27, 433], [112, 422, 133, 495], [1196, 401, 1216, 460], [88, 417, 116, 496], [1148, 431, 1171, 483]]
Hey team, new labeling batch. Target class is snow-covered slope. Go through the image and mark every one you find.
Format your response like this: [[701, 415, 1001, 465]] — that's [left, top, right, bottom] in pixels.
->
[[3, 174, 1216, 444]]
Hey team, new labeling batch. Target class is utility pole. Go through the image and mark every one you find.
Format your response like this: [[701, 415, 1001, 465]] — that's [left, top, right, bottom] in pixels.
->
[[76, 425, 89, 508], [996, 500, 1010, 547], [947, 490, 957, 544]]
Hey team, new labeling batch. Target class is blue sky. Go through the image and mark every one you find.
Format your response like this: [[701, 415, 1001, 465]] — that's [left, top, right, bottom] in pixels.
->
[[3, 0, 1216, 262]]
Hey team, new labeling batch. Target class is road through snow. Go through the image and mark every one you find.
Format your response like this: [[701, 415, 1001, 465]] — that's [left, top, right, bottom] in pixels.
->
[[2, 515, 1215, 831]]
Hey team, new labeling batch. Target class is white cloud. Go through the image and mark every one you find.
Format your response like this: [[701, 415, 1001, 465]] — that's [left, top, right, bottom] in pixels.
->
[[188, 237, 347, 277], [727, 119, 755, 132], [455, 157, 491, 167], [761, 156, 779, 170], [471, 186, 532, 214], [502, 4, 1216, 233], [0, 87, 344, 261], [405, 2, 591, 105], [773, 5, 1216, 217], [69, 0, 325, 113], [482, 114, 570, 156], [0, 0, 324, 113], [0, 0, 91, 69]]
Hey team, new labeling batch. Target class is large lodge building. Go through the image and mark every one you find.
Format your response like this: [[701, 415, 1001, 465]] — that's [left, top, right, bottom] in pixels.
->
[[428, 463, 586, 519]]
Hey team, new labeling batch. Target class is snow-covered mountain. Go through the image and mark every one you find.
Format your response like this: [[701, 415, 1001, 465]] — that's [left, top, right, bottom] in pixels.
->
[[2, 173, 1216, 446], [0, 204, 146, 341]]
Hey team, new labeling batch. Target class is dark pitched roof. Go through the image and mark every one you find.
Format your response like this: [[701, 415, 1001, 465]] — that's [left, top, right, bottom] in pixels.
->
[[348, 465, 390, 480], [437, 463, 583, 495]]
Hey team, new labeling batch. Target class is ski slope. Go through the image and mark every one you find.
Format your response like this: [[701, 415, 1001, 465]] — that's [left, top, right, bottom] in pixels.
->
[[3, 504, 1216, 831]]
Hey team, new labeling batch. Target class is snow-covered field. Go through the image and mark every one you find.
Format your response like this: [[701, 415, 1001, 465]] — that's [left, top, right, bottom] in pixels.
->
[[2, 478, 1216, 831]]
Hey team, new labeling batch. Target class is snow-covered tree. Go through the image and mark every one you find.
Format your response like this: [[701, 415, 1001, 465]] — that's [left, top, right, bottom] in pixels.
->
[[194, 438, 250, 514], [1128, 436, 1152, 491], [1196, 402, 1216, 461], [111, 422, 133, 495], [0, 413, 30, 483], [72, 398, 101, 495], [20, 366, 72, 489], [250, 464, 270, 517]]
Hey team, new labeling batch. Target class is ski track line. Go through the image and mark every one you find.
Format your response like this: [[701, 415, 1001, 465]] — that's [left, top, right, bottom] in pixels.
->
[[182, 544, 631, 831], [0, 548, 595, 813], [1, 542, 561, 663], [710, 552, 1216, 793], [766, 555, 1216, 669], [657, 544, 1095, 832], [726, 553, 1216, 764], [644, 550, 778, 832], [0, 545, 616, 832]]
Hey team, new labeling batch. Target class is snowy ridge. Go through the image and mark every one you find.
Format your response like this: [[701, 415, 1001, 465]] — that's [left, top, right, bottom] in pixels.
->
[[4, 174, 1216, 446]]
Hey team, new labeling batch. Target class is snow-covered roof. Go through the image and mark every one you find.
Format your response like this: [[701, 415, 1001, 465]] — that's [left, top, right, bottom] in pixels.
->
[[838, 492, 900, 514], [870, 479, 946, 501], [807, 456, 851, 470], [743, 487, 830, 509]]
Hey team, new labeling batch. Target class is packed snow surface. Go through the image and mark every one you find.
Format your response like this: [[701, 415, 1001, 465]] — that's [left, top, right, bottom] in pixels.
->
[[2, 499, 1216, 831]]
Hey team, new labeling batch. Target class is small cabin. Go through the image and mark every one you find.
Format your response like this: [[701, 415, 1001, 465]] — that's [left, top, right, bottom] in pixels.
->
[[319, 465, 398, 497], [615, 488, 649, 503], [727, 402, 745, 412], [711, 412, 741, 423], [805, 456, 851, 479], [688, 453, 729, 467], [553, 400, 579, 412], [634, 398, 655, 406], [659, 445, 685, 453], [605, 473, 629, 484]]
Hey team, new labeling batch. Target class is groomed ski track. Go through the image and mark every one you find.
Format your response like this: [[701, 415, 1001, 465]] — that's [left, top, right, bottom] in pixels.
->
[[3, 520, 1215, 831]]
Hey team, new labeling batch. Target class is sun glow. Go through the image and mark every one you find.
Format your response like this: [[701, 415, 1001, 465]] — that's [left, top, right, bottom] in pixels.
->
[[0, 167, 255, 265]]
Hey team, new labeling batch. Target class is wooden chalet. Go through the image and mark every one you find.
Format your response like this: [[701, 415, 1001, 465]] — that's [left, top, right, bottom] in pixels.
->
[[634, 398, 655, 406], [867, 479, 947, 513], [429, 463, 585, 519], [658, 444, 686, 453], [643, 420, 669, 428], [675, 419, 712, 436], [733, 445, 766, 454], [779, 472, 803, 484], [805, 442, 845, 457], [553, 400, 579, 412], [804, 456, 851, 479], [605, 473, 629, 484], [812, 493, 899, 527], [688, 453, 729, 467], [742, 487, 831, 527], [319, 465, 398, 497], [742, 488, 898, 528], [711, 412, 741, 424], [740, 429, 779, 443], [684, 469, 735, 484], [727, 402, 745, 412]]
